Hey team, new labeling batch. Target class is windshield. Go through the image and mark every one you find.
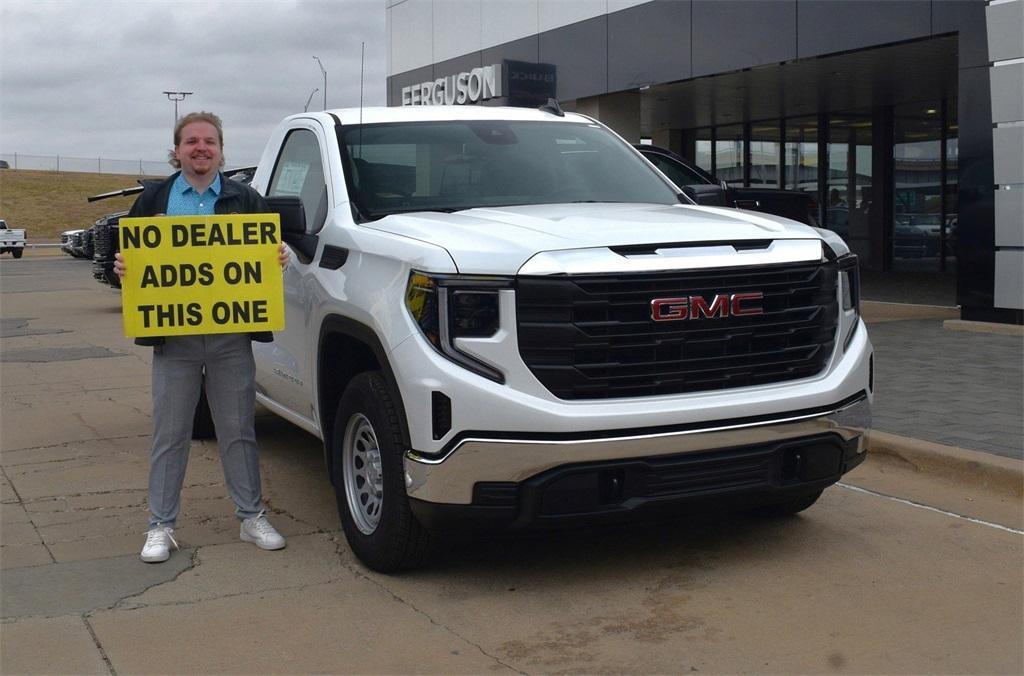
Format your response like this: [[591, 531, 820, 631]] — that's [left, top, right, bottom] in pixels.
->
[[339, 120, 681, 219]]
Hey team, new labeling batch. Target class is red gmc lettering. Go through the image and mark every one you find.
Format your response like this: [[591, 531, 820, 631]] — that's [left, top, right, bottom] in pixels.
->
[[689, 295, 728, 319], [651, 298, 687, 321], [651, 292, 764, 321], [730, 292, 764, 316]]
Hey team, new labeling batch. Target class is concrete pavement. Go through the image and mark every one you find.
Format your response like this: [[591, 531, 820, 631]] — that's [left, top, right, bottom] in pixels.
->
[[2, 257, 1022, 674], [862, 302, 1023, 460]]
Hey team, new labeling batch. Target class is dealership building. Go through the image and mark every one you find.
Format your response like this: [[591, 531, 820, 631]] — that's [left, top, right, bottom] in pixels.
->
[[386, 0, 1023, 323]]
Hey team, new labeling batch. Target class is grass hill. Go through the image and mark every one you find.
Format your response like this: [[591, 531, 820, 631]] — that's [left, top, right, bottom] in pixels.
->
[[0, 169, 155, 242]]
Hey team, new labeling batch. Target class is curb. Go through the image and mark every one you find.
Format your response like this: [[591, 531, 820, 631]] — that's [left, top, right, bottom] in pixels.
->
[[866, 430, 1023, 498], [943, 319, 1024, 336]]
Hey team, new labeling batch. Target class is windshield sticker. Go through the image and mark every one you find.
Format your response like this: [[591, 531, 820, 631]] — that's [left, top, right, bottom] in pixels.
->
[[275, 162, 309, 196]]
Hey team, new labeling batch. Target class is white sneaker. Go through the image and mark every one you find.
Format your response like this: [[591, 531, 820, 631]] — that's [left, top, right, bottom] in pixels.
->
[[240, 511, 286, 550], [140, 525, 178, 563]]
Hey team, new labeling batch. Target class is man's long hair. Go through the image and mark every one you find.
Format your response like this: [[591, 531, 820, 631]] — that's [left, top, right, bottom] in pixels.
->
[[167, 111, 226, 169]]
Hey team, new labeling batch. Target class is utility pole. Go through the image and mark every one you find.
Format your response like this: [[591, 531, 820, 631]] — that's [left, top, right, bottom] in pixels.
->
[[162, 91, 194, 126], [313, 56, 327, 110]]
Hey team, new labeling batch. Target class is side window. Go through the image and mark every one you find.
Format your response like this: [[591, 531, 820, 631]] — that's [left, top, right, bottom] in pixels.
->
[[646, 153, 708, 188], [268, 129, 329, 234]]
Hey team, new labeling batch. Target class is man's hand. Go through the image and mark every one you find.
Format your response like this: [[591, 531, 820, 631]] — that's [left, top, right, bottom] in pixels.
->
[[114, 252, 126, 280], [279, 243, 290, 270]]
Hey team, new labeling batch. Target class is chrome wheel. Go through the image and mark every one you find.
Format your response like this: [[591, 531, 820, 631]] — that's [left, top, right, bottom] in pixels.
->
[[343, 413, 384, 535]]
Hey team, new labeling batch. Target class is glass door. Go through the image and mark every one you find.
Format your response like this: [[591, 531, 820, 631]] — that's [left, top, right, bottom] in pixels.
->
[[892, 102, 945, 272], [827, 114, 874, 265]]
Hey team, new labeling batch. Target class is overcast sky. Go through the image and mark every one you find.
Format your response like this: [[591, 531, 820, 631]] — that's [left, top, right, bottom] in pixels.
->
[[0, 0, 387, 167]]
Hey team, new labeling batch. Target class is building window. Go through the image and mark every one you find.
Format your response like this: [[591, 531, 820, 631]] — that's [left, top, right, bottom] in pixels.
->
[[826, 114, 874, 262], [892, 101, 945, 272], [695, 128, 713, 174], [715, 124, 744, 186], [750, 121, 781, 188], [784, 116, 819, 196]]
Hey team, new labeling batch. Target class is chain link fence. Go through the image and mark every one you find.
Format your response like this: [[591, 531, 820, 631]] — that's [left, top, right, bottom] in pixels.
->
[[0, 153, 171, 176]]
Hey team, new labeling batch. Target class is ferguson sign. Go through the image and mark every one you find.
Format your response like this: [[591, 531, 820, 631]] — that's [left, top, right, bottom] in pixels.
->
[[401, 64, 503, 106]]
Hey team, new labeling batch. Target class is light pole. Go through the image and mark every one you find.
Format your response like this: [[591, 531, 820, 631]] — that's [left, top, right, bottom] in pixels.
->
[[304, 88, 319, 112], [312, 56, 327, 110], [162, 91, 193, 126]]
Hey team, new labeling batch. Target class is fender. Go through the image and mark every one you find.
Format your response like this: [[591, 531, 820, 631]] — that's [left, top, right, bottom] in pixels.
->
[[317, 315, 412, 477]]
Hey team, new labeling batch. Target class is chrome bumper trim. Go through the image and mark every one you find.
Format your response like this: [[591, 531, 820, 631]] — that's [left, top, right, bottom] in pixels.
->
[[404, 394, 871, 505]]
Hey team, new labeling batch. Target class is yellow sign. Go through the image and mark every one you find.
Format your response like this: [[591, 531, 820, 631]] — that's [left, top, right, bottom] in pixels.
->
[[119, 214, 285, 337]]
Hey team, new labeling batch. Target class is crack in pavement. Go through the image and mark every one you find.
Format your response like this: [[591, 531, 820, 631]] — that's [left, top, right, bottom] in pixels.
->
[[103, 548, 202, 613], [1, 434, 150, 456], [82, 614, 117, 676], [5, 454, 141, 474], [2, 465, 56, 564], [334, 538, 526, 675], [18, 483, 217, 505], [112, 575, 358, 613]]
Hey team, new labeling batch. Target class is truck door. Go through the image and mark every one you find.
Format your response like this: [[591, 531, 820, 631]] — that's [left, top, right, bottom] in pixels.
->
[[254, 123, 331, 421]]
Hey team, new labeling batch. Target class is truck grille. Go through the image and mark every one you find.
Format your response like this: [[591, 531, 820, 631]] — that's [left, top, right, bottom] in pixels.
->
[[91, 221, 117, 261], [516, 261, 839, 400]]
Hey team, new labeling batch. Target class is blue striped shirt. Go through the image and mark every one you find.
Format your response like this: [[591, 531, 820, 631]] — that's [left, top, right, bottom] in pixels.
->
[[165, 173, 221, 216]]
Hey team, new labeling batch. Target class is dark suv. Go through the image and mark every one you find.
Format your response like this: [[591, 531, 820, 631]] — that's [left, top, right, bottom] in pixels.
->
[[636, 145, 819, 227]]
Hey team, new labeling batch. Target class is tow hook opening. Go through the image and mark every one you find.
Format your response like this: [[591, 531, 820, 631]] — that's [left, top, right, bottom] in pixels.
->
[[781, 449, 804, 482], [599, 469, 626, 504]]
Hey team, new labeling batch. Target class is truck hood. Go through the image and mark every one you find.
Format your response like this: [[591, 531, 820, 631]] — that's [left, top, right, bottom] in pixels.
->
[[363, 202, 823, 274]]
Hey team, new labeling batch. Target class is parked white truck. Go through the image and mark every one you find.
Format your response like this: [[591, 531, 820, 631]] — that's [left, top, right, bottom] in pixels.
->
[[247, 105, 872, 571], [0, 219, 26, 258]]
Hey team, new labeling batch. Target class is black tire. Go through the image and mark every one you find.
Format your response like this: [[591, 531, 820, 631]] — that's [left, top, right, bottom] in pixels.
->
[[191, 379, 216, 440], [751, 489, 824, 517], [12, 249, 23, 259], [332, 371, 433, 572]]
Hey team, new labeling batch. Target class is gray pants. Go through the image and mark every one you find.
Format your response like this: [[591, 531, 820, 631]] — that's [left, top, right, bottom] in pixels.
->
[[148, 334, 264, 527]]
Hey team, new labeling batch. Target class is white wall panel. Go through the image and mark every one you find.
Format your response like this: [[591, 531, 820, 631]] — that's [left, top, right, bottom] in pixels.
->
[[608, 0, 651, 12], [993, 125, 1024, 185], [990, 62, 1024, 124], [995, 187, 1024, 248], [994, 250, 1024, 309], [986, 0, 1024, 62], [539, 0, 608, 32], [389, 0, 435, 74], [481, 0, 540, 47], [434, 0, 482, 63], [391, 0, 650, 72]]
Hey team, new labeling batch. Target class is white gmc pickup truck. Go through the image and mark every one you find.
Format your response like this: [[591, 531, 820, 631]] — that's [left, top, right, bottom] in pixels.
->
[[248, 105, 873, 571], [0, 219, 26, 258]]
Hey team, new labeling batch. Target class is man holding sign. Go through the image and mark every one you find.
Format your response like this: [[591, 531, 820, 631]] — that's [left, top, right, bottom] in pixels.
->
[[115, 112, 289, 563]]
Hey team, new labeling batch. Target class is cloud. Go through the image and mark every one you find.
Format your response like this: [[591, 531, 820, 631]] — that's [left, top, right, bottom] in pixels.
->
[[0, 0, 386, 166]]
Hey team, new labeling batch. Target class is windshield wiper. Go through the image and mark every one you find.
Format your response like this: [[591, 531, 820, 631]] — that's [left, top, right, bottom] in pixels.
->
[[365, 206, 467, 218]]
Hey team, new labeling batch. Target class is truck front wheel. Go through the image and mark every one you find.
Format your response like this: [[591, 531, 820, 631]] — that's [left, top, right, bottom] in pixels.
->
[[332, 371, 433, 572]]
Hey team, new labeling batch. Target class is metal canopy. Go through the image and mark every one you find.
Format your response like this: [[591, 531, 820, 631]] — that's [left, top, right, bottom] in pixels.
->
[[641, 35, 959, 133]]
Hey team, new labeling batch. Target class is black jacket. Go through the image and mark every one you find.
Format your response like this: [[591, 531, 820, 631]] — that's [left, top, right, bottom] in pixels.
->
[[128, 171, 274, 346]]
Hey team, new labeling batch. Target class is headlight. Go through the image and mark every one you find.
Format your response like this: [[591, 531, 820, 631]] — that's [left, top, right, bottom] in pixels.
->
[[837, 254, 860, 351], [405, 271, 509, 383]]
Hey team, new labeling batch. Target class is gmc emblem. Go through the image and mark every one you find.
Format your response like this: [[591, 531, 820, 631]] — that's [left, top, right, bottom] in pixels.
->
[[651, 292, 764, 321]]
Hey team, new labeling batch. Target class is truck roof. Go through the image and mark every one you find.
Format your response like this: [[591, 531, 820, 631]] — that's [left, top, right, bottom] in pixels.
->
[[292, 106, 592, 127]]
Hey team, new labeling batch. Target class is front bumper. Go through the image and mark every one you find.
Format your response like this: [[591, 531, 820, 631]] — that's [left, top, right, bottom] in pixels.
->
[[404, 392, 871, 525]]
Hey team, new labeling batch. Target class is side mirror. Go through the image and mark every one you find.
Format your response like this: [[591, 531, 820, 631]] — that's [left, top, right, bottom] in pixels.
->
[[266, 195, 318, 261], [681, 183, 729, 207]]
